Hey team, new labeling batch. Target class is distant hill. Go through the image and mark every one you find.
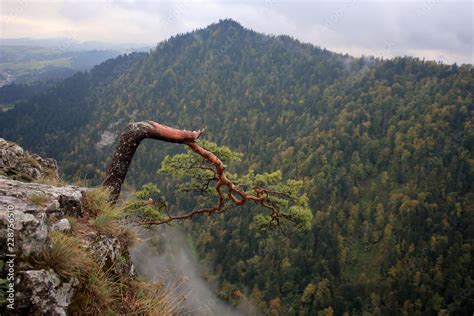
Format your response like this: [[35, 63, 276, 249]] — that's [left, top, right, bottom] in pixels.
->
[[0, 45, 129, 86], [0, 38, 152, 86], [0, 37, 151, 51], [0, 19, 472, 314]]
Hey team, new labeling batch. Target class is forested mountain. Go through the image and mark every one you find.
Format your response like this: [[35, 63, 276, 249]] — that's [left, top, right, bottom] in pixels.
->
[[0, 19, 472, 315], [0, 81, 62, 106]]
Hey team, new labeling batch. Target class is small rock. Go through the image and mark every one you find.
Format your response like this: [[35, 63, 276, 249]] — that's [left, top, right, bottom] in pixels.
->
[[59, 194, 83, 217], [51, 218, 71, 232], [46, 200, 61, 212]]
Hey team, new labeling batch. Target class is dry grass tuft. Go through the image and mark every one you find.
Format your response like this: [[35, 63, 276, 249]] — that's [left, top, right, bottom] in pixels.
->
[[116, 225, 139, 249], [71, 177, 92, 188], [119, 278, 185, 315], [22, 153, 42, 170], [69, 269, 117, 315], [37, 171, 65, 187], [28, 193, 51, 206], [82, 186, 113, 217], [36, 231, 95, 280], [92, 208, 122, 234]]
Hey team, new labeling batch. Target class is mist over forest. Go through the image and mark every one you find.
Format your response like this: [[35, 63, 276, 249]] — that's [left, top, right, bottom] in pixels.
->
[[0, 2, 472, 315]]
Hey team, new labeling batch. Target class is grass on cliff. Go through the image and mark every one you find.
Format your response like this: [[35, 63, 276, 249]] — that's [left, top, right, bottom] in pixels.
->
[[82, 186, 138, 249], [37, 228, 180, 315], [36, 230, 117, 313], [28, 193, 51, 206], [69, 268, 117, 314], [82, 186, 114, 217], [36, 230, 95, 280], [70, 275, 184, 315], [82, 187, 122, 231], [36, 171, 66, 187], [33, 186, 183, 314], [21, 153, 65, 186], [119, 279, 186, 315], [22, 153, 42, 170]]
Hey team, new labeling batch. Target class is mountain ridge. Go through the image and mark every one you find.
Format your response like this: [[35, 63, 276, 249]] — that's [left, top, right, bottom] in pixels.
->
[[0, 19, 472, 314]]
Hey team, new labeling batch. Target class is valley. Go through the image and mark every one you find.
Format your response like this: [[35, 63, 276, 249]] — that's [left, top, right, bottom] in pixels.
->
[[0, 19, 472, 315]]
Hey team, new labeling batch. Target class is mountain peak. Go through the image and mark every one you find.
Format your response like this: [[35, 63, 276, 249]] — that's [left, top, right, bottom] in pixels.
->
[[209, 18, 244, 31]]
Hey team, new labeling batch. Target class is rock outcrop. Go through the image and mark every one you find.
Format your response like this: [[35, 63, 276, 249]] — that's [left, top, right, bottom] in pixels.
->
[[0, 140, 134, 315], [0, 138, 58, 182], [0, 176, 86, 259], [16, 269, 78, 316]]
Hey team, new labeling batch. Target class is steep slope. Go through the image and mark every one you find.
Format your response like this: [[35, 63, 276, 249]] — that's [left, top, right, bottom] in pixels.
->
[[0, 20, 348, 182], [0, 19, 473, 314], [0, 139, 185, 315], [0, 50, 146, 173]]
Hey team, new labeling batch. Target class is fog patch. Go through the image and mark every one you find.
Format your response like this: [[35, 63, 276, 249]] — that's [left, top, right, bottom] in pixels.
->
[[130, 226, 244, 316], [96, 130, 117, 149]]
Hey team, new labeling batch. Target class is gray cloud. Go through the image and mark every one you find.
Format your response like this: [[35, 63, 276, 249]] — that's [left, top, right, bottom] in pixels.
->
[[1, 0, 472, 64]]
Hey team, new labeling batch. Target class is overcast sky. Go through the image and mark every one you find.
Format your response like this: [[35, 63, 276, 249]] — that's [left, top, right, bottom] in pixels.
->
[[1, 0, 472, 64]]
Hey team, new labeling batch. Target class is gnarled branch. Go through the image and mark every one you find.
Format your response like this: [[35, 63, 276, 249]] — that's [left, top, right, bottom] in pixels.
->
[[103, 120, 299, 227], [102, 121, 202, 203], [137, 140, 294, 226]]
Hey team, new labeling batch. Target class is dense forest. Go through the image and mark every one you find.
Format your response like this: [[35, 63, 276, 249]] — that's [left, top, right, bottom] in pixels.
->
[[0, 19, 472, 315]]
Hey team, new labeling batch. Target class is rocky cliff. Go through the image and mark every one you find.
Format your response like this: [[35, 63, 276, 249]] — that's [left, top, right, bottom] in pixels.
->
[[0, 139, 173, 315], [0, 138, 58, 183]]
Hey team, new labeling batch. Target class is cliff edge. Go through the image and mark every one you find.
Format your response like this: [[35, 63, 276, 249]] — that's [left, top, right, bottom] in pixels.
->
[[0, 139, 174, 315]]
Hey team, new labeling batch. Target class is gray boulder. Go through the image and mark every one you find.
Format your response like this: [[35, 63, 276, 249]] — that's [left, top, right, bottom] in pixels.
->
[[15, 269, 78, 316], [51, 218, 72, 232]]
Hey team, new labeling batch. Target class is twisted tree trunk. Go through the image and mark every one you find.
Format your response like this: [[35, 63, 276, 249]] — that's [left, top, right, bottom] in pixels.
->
[[102, 121, 202, 203], [103, 120, 296, 227]]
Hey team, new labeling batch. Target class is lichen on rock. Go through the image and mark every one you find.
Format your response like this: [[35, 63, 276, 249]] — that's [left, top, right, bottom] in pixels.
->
[[15, 269, 78, 316], [0, 176, 86, 259], [0, 138, 59, 183], [0, 140, 137, 315]]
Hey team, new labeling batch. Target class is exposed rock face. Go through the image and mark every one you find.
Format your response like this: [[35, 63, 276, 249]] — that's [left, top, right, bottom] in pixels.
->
[[0, 177, 85, 315], [0, 176, 88, 315], [0, 138, 58, 182], [16, 269, 78, 316], [0, 177, 86, 259], [0, 140, 134, 315], [90, 235, 122, 268]]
